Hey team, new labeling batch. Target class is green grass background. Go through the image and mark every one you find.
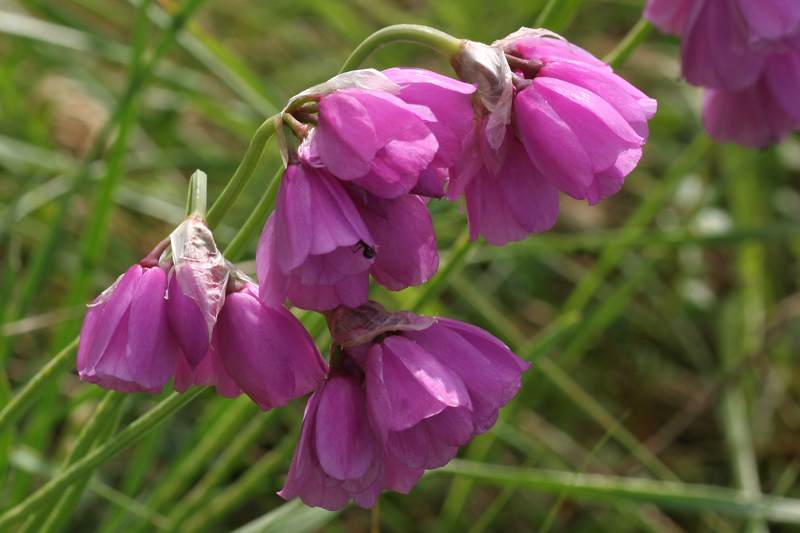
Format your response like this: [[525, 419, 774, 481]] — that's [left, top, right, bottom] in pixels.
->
[[1, 0, 800, 531]]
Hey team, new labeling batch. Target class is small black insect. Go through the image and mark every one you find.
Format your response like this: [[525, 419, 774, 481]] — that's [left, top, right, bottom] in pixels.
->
[[353, 240, 376, 259]]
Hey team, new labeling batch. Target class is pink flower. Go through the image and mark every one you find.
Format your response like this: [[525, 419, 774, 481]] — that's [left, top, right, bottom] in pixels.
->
[[256, 161, 374, 311], [301, 70, 440, 199], [173, 331, 242, 399], [645, 0, 800, 90], [278, 375, 422, 511], [77, 263, 180, 394], [381, 68, 476, 198], [702, 51, 800, 148], [215, 283, 328, 411], [449, 30, 656, 244]]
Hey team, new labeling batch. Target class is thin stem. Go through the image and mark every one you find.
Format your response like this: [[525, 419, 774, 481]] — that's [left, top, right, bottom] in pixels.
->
[[205, 115, 279, 230], [0, 388, 206, 530], [222, 167, 282, 262], [340, 24, 463, 73], [0, 337, 79, 436], [604, 18, 654, 69], [187, 170, 208, 219]]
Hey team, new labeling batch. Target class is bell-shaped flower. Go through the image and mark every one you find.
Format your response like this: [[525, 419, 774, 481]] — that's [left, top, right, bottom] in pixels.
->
[[215, 283, 327, 410], [278, 374, 423, 511], [165, 215, 229, 369], [381, 67, 476, 198], [644, 0, 800, 90], [449, 29, 655, 244], [345, 184, 439, 291], [293, 69, 440, 199], [327, 302, 530, 472], [702, 50, 800, 148], [256, 161, 375, 311], [77, 263, 180, 394]]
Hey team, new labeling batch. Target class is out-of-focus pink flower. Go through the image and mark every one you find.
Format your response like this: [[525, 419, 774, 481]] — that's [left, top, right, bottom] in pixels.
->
[[702, 51, 800, 148], [215, 283, 327, 411], [645, 0, 800, 88], [449, 30, 655, 244], [256, 162, 375, 312], [78, 263, 179, 394], [278, 374, 423, 511]]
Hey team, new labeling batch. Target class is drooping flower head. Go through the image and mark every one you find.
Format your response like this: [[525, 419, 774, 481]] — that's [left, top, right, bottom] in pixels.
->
[[78, 243, 179, 394], [278, 301, 530, 510], [447, 29, 656, 245]]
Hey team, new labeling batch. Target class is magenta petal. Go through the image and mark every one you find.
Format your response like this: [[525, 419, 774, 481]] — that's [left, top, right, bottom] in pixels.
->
[[424, 407, 475, 447], [514, 87, 594, 199], [126, 266, 178, 392], [358, 194, 439, 291], [643, 0, 692, 35], [317, 91, 378, 179], [255, 215, 291, 308], [274, 165, 313, 272], [315, 376, 375, 481], [681, 0, 764, 90], [383, 451, 424, 494], [465, 141, 559, 245], [271, 306, 327, 396], [735, 0, 800, 44], [287, 272, 370, 312], [216, 290, 296, 410], [174, 334, 242, 398], [167, 274, 208, 368], [387, 424, 429, 469], [81, 265, 142, 373]]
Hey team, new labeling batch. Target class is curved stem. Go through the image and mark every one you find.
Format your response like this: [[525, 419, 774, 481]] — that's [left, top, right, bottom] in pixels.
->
[[603, 18, 653, 69], [340, 24, 463, 73], [222, 167, 283, 262], [205, 115, 279, 229], [0, 337, 79, 436]]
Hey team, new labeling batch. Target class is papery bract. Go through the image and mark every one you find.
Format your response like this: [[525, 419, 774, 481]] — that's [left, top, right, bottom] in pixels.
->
[[78, 264, 179, 394], [166, 215, 229, 369]]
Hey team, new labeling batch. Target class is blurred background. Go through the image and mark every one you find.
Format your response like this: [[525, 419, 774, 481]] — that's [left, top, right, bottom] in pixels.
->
[[1, 0, 800, 531]]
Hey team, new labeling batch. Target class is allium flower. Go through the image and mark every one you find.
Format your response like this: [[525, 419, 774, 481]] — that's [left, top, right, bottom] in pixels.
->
[[215, 282, 327, 410], [288, 69, 440, 199], [278, 374, 423, 511], [279, 302, 529, 510], [448, 29, 656, 244], [702, 51, 800, 148], [77, 263, 179, 394], [381, 68, 476, 198], [256, 161, 375, 311], [645, 0, 800, 90], [173, 331, 241, 398]]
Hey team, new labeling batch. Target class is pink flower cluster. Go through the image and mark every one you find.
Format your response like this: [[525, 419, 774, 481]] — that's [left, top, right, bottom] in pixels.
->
[[77, 28, 656, 511], [78, 216, 327, 406], [279, 302, 530, 510], [645, 0, 800, 147]]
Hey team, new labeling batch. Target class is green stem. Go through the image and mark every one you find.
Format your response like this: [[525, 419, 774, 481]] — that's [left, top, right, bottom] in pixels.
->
[[535, 0, 585, 33], [222, 167, 282, 262], [0, 388, 206, 530], [205, 115, 279, 230], [604, 18, 654, 69], [187, 170, 208, 218], [441, 460, 800, 524], [340, 24, 463, 73], [0, 337, 79, 436]]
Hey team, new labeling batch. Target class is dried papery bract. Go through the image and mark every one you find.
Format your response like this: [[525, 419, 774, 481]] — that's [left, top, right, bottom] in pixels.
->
[[165, 215, 229, 368]]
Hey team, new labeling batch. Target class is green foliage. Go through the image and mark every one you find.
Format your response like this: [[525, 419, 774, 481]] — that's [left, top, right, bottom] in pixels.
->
[[1, 0, 800, 531]]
